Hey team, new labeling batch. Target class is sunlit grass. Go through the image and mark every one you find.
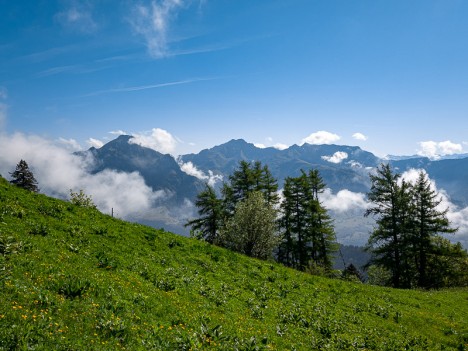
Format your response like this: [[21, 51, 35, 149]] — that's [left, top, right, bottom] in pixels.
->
[[0, 176, 467, 350]]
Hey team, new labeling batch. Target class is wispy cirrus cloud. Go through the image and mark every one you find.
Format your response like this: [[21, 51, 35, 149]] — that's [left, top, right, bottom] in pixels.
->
[[84, 77, 216, 97], [129, 0, 188, 58], [55, 1, 98, 34]]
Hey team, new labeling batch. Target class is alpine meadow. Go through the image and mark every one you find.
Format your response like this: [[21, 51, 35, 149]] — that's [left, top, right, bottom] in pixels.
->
[[1, 164, 468, 349], [2, 1, 468, 350]]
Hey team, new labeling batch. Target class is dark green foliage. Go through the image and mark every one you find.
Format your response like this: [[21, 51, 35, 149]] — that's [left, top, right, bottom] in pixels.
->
[[222, 160, 279, 215], [365, 165, 466, 289], [278, 170, 338, 271], [409, 171, 458, 288], [342, 263, 364, 282], [185, 184, 223, 244], [186, 160, 280, 258], [365, 164, 410, 288], [9, 159, 39, 192]]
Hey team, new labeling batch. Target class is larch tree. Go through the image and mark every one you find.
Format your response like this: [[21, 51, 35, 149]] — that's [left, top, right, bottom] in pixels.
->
[[278, 169, 337, 272], [365, 164, 412, 288], [185, 184, 223, 244], [409, 171, 457, 288]]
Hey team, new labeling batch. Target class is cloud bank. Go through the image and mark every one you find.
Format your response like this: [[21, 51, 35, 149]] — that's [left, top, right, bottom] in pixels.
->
[[321, 188, 369, 213], [301, 131, 341, 145], [417, 140, 463, 159], [0, 133, 166, 219]]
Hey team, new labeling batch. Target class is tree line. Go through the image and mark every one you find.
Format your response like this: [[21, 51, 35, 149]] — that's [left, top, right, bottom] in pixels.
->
[[365, 164, 468, 289], [187, 161, 468, 288], [186, 160, 339, 274], [7, 159, 468, 288]]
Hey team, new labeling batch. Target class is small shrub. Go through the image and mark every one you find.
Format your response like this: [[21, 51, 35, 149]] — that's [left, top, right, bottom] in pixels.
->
[[69, 189, 96, 209], [54, 275, 91, 299]]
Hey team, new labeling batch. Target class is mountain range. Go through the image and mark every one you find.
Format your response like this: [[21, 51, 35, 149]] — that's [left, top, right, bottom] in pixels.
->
[[77, 135, 468, 248]]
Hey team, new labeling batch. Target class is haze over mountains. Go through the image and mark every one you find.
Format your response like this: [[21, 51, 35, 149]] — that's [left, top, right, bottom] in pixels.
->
[[74, 135, 468, 248]]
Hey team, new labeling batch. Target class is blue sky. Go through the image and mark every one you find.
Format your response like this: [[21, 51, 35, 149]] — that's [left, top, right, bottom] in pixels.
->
[[1, 0, 468, 157]]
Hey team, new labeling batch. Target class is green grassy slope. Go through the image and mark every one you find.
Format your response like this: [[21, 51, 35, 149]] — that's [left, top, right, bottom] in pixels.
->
[[1, 177, 467, 350]]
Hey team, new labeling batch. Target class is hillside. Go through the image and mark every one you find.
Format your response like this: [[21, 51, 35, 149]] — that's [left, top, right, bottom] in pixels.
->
[[1, 177, 467, 350]]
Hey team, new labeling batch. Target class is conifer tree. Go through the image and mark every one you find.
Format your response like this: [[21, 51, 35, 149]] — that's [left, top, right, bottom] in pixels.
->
[[365, 165, 462, 289], [222, 160, 278, 215], [185, 184, 223, 244], [365, 164, 411, 288], [279, 169, 337, 271], [9, 159, 39, 193], [409, 171, 457, 288]]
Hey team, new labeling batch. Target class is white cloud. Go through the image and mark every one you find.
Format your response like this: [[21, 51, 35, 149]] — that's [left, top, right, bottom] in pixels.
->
[[55, 2, 97, 34], [58, 137, 83, 152], [273, 143, 289, 150], [109, 130, 128, 136], [0, 133, 166, 219], [255, 137, 289, 150], [321, 188, 369, 213], [87, 138, 104, 148], [129, 0, 187, 58], [322, 151, 348, 164], [129, 128, 177, 154], [417, 140, 463, 159], [352, 132, 368, 141], [301, 131, 341, 145], [178, 160, 223, 187]]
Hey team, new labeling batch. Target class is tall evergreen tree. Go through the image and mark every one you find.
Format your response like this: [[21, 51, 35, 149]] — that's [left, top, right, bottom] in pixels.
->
[[278, 175, 308, 268], [365, 165, 462, 289], [185, 184, 223, 244], [278, 169, 337, 271], [222, 160, 278, 215], [365, 164, 411, 288], [409, 171, 457, 288], [9, 159, 39, 193]]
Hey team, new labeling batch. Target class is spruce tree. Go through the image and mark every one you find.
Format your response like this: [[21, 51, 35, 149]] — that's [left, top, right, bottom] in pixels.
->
[[9, 159, 39, 193]]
